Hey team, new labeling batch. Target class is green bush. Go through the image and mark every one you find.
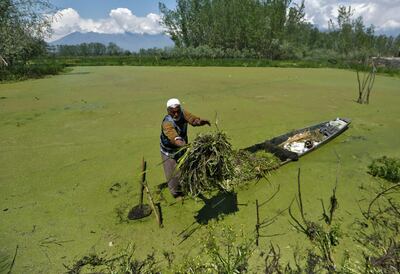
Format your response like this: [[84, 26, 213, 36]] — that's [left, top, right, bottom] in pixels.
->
[[368, 156, 400, 183], [0, 61, 65, 82], [175, 223, 253, 274]]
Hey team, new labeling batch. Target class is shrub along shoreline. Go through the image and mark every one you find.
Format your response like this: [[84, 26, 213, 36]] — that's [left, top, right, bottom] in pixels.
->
[[1, 55, 399, 82], [0, 62, 66, 82], [52, 56, 400, 77]]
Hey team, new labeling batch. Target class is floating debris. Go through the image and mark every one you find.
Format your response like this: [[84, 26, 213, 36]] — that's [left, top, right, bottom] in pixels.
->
[[233, 150, 280, 182]]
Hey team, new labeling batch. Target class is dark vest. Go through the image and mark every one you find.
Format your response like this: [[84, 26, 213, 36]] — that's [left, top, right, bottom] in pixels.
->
[[160, 111, 188, 155]]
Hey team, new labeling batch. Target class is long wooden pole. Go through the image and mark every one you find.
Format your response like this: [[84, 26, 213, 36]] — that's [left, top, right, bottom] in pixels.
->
[[143, 180, 163, 228], [141, 157, 163, 228], [139, 157, 146, 205]]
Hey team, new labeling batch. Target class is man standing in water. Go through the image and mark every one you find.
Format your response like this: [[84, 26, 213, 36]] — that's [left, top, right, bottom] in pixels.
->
[[160, 98, 210, 198]]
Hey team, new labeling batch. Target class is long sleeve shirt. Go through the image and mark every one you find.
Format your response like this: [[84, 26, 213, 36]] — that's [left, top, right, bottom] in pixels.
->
[[161, 109, 200, 146]]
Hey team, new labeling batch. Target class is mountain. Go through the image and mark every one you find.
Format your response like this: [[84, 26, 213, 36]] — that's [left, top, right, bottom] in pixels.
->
[[50, 32, 175, 52]]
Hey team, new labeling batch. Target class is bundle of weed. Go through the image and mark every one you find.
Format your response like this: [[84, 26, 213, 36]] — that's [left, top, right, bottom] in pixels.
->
[[368, 156, 400, 183], [177, 132, 281, 196], [177, 132, 235, 196], [233, 150, 280, 182]]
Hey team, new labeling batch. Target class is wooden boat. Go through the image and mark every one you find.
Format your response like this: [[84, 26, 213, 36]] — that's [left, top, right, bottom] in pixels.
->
[[245, 118, 351, 165]]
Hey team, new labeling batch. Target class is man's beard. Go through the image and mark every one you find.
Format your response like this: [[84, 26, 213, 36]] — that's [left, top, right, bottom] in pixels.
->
[[173, 115, 181, 121]]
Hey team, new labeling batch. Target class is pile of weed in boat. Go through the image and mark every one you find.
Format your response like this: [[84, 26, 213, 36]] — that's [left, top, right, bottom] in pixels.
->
[[177, 131, 280, 196], [233, 150, 280, 181]]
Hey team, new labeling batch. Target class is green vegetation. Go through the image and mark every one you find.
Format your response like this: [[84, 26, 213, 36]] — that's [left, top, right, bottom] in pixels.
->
[[65, 173, 399, 273], [0, 0, 66, 81], [0, 0, 52, 64], [42, 55, 400, 79], [233, 150, 280, 182], [177, 131, 279, 197], [52, 42, 131, 57], [2, 0, 400, 82], [46, 1, 400, 64], [0, 61, 65, 82], [160, 0, 400, 59], [288, 170, 341, 272], [47, 42, 400, 77], [356, 183, 400, 273], [178, 131, 235, 196], [368, 156, 400, 183], [64, 244, 159, 273], [176, 223, 254, 273], [175, 170, 399, 274], [1, 66, 400, 272]]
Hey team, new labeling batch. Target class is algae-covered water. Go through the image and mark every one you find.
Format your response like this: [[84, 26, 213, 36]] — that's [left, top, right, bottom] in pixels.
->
[[0, 67, 399, 273]]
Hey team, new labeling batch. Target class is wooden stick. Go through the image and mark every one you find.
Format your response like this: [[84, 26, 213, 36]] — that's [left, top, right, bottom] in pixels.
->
[[143, 179, 163, 228], [366, 62, 376, 104], [7, 245, 18, 274], [297, 168, 306, 223], [356, 70, 362, 103], [139, 158, 146, 206]]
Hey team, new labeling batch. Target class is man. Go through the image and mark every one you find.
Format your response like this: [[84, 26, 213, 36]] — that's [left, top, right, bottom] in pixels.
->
[[160, 98, 210, 198]]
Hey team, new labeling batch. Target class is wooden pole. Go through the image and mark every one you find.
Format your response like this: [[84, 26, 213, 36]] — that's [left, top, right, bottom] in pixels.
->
[[140, 158, 162, 228], [139, 158, 146, 206], [143, 181, 163, 228]]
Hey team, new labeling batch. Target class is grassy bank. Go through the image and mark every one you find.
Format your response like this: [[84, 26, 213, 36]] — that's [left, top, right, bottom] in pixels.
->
[[0, 66, 399, 272]]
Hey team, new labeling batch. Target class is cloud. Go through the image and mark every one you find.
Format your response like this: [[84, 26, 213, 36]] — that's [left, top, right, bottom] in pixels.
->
[[48, 8, 165, 42], [303, 0, 400, 35]]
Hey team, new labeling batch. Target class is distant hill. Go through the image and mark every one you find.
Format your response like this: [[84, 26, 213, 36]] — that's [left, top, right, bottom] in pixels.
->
[[50, 32, 175, 52]]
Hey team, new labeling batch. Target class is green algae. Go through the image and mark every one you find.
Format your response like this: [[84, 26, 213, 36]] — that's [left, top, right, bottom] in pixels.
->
[[0, 66, 399, 272]]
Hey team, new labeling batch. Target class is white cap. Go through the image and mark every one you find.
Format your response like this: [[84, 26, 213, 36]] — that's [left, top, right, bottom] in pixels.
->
[[167, 98, 180, 108]]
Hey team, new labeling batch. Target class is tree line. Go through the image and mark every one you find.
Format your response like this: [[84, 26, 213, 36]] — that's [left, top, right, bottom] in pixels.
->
[[50, 43, 131, 57], [159, 0, 400, 59]]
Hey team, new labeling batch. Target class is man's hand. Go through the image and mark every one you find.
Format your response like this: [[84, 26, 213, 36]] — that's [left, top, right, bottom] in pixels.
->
[[194, 119, 211, 126], [200, 119, 211, 126], [175, 138, 186, 147]]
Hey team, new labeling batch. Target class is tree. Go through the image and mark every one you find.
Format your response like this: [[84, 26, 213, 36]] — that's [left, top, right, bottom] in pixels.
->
[[106, 43, 124, 56], [336, 5, 353, 55], [0, 0, 54, 65], [159, 0, 310, 59], [356, 59, 376, 104]]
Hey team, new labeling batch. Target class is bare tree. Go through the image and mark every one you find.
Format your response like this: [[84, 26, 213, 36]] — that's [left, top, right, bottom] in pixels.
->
[[356, 58, 377, 104]]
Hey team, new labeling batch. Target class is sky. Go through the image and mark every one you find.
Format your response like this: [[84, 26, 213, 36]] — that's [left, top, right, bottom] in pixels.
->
[[47, 0, 400, 42]]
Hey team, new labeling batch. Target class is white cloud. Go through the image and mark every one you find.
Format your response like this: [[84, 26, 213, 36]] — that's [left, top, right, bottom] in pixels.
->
[[48, 8, 165, 42], [303, 0, 400, 34]]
